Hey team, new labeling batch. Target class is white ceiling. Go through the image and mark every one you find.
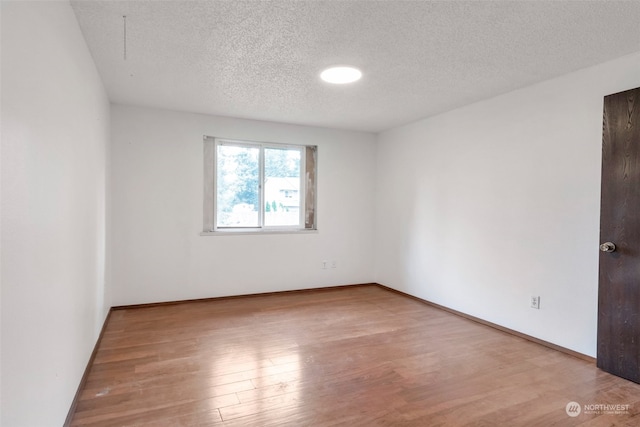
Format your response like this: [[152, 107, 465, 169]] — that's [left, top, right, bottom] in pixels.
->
[[71, 1, 640, 133]]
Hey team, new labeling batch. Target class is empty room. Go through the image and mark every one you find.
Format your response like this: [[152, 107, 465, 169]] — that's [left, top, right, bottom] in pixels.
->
[[3, 0, 640, 426]]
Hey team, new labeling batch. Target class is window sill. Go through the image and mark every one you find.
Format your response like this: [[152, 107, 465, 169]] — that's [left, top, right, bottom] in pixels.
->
[[200, 229, 318, 236]]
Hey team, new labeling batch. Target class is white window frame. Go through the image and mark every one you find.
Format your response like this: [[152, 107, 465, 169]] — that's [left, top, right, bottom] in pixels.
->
[[202, 136, 317, 235]]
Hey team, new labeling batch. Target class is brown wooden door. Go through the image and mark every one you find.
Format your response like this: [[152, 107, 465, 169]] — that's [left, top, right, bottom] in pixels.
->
[[597, 87, 640, 383]]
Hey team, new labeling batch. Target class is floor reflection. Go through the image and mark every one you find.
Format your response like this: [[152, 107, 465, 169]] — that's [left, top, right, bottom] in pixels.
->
[[208, 341, 302, 422]]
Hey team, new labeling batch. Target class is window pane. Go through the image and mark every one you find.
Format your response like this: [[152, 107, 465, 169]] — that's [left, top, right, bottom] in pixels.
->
[[264, 147, 301, 227], [216, 144, 259, 227]]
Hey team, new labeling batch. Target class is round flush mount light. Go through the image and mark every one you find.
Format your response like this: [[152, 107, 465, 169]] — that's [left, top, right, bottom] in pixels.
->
[[320, 66, 362, 84]]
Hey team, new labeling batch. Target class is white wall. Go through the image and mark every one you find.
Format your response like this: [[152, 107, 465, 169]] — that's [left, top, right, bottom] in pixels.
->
[[375, 52, 640, 357], [111, 105, 376, 305], [1, 2, 110, 426]]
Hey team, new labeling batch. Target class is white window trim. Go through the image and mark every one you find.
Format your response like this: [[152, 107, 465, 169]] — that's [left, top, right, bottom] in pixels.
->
[[202, 136, 317, 235]]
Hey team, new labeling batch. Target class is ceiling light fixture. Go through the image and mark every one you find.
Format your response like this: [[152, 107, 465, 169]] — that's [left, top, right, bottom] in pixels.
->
[[320, 66, 362, 84]]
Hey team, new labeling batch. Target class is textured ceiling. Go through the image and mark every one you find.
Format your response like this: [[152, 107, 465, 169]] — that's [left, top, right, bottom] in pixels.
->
[[71, 1, 640, 133]]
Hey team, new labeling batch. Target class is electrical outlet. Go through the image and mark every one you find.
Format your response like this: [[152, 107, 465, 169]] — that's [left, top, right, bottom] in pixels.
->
[[531, 296, 540, 309], [331, 260, 337, 269], [322, 260, 328, 269]]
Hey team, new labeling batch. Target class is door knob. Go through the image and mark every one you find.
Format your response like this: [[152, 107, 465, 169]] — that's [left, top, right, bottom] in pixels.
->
[[600, 242, 616, 253]]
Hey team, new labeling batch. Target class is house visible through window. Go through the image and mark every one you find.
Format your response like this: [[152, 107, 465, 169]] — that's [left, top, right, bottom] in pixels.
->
[[202, 136, 317, 233]]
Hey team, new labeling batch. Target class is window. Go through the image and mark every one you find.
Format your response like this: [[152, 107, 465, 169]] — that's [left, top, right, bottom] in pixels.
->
[[203, 136, 317, 233]]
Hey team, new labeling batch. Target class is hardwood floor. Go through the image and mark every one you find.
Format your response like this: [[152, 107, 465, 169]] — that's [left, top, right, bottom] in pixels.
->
[[69, 285, 640, 426]]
